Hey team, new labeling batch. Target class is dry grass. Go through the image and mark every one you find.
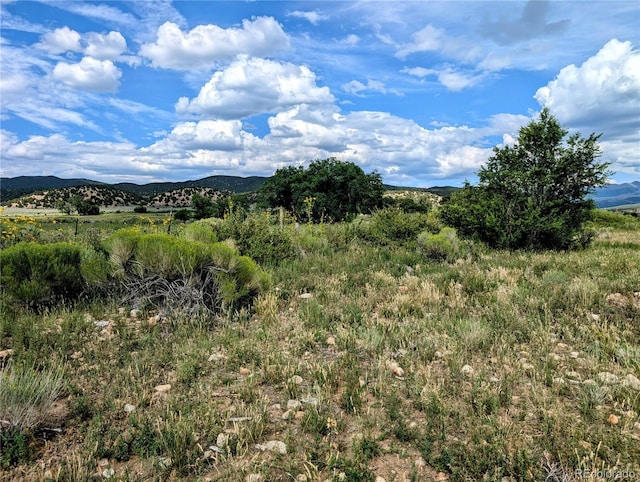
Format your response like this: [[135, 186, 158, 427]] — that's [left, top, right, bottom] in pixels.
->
[[1, 214, 639, 481]]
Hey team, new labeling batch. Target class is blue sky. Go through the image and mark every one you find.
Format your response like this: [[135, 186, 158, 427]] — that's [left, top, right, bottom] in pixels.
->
[[1, 1, 638, 187]]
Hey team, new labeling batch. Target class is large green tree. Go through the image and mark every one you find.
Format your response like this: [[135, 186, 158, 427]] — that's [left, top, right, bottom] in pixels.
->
[[259, 158, 384, 222], [441, 109, 610, 250]]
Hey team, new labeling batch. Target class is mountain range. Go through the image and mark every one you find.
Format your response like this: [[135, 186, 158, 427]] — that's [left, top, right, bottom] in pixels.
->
[[1, 175, 638, 208]]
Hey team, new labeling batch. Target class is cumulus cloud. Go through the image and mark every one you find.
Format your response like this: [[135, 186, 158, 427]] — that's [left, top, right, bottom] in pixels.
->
[[36, 26, 82, 54], [176, 56, 334, 119], [139, 17, 290, 70], [85, 31, 127, 60], [53, 57, 122, 92], [535, 39, 640, 179], [535, 39, 639, 132]]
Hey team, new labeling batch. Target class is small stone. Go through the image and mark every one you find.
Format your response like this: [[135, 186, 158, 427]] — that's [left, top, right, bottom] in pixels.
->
[[553, 377, 565, 385], [392, 365, 405, 378], [246, 474, 265, 482], [435, 473, 448, 481], [256, 440, 287, 454], [326, 336, 336, 346], [623, 373, 640, 391], [102, 468, 115, 479], [461, 365, 474, 376], [118, 307, 126, 315], [434, 350, 445, 359], [44, 470, 53, 479], [147, 316, 157, 327], [555, 342, 570, 351], [608, 414, 620, 425], [299, 293, 312, 299], [71, 351, 83, 360], [521, 363, 535, 372], [208, 353, 226, 362], [130, 309, 140, 318], [582, 379, 597, 387], [489, 376, 500, 383], [288, 375, 303, 385], [239, 367, 251, 376], [124, 404, 136, 413], [569, 351, 579, 359], [94, 320, 110, 328], [282, 410, 292, 420], [294, 410, 305, 420], [97, 459, 109, 467], [154, 384, 171, 393], [590, 313, 601, 322], [548, 353, 562, 362], [597, 372, 618, 384], [375, 477, 387, 482], [287, 399, 301, 410]]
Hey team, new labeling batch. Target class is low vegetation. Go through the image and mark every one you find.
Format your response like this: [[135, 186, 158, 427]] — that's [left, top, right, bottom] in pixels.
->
[[0, 205, 638, 481]]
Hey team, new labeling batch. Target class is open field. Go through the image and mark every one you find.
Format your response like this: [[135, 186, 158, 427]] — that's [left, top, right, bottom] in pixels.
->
[[1, 211, 639, 481]]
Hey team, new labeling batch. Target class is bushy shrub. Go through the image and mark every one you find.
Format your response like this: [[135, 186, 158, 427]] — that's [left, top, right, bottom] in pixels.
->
[[359, 207, 441, 246], [105, 229, 269, 315], [418, 227, 465, 262], [182, 221, 218, 244], [0, 242, 84, 311], [210, 212, 296, 265]]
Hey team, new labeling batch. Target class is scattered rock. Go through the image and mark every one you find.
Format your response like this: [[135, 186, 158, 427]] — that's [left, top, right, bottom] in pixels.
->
[[608, 414, 620, 425], [282, 410, 292, 420], [154, 384, 171, 394], [582, 379, 597, 387], [569, 351, 579, 359], [130, 309, 140, 318], [326, 336, 336, 346], [102, 468, 115, 479], [461, 365, 474, 376], [299, 293, 313, 299], [118, 307, 126, 315], [375, 477, 387, 482], [387, 361, 405, 378], [434, 350, 445, 359], [287, 399, 301, 410], [246, 474, 265, 482], [94, 320, 110, 328], [489, 376, 500, 383], [124, 404, 136, 413], [623, 373, 640, 391], [565, 371, 582, 381], [555, 342, 571, 352], [547, 353, 562, 362], [553, 377, 565, 385], [295, 410, 305, 420], [239, 367, 251, 376], [147, 316, 157, 327], [208, 353, 227, 362], [301, 397, 319, 406], [597, 372, 618, 384], [590, 313, 600, 322], [288, 375, 303, 385], [256, 440, 287, 454], [227, 416, 252, 422]]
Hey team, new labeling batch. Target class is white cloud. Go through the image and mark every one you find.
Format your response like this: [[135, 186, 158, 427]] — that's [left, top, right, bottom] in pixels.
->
[[535, 39, 639, 131], [176, 56, 334, 119], [341, 34, 360, 46], [535, 39, 640, 180], [53, 57, 122, 92], [403, 66, 485, 92], [36, 26, 82, 54], [139, 17, 290, 70], [342, 79, 402, 96], [85, 31, 127, 60], [395, 24, 443, 59], [288, 10, 328, 25]]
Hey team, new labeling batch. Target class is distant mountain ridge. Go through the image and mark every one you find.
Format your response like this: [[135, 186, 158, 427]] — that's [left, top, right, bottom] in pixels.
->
[[1, 175, 638, 208], [590, 181, 640, 208], [0, 175, 266, 203]]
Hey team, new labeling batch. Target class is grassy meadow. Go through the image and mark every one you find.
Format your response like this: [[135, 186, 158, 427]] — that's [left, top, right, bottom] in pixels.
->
[[1, 207, 639, 481]]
